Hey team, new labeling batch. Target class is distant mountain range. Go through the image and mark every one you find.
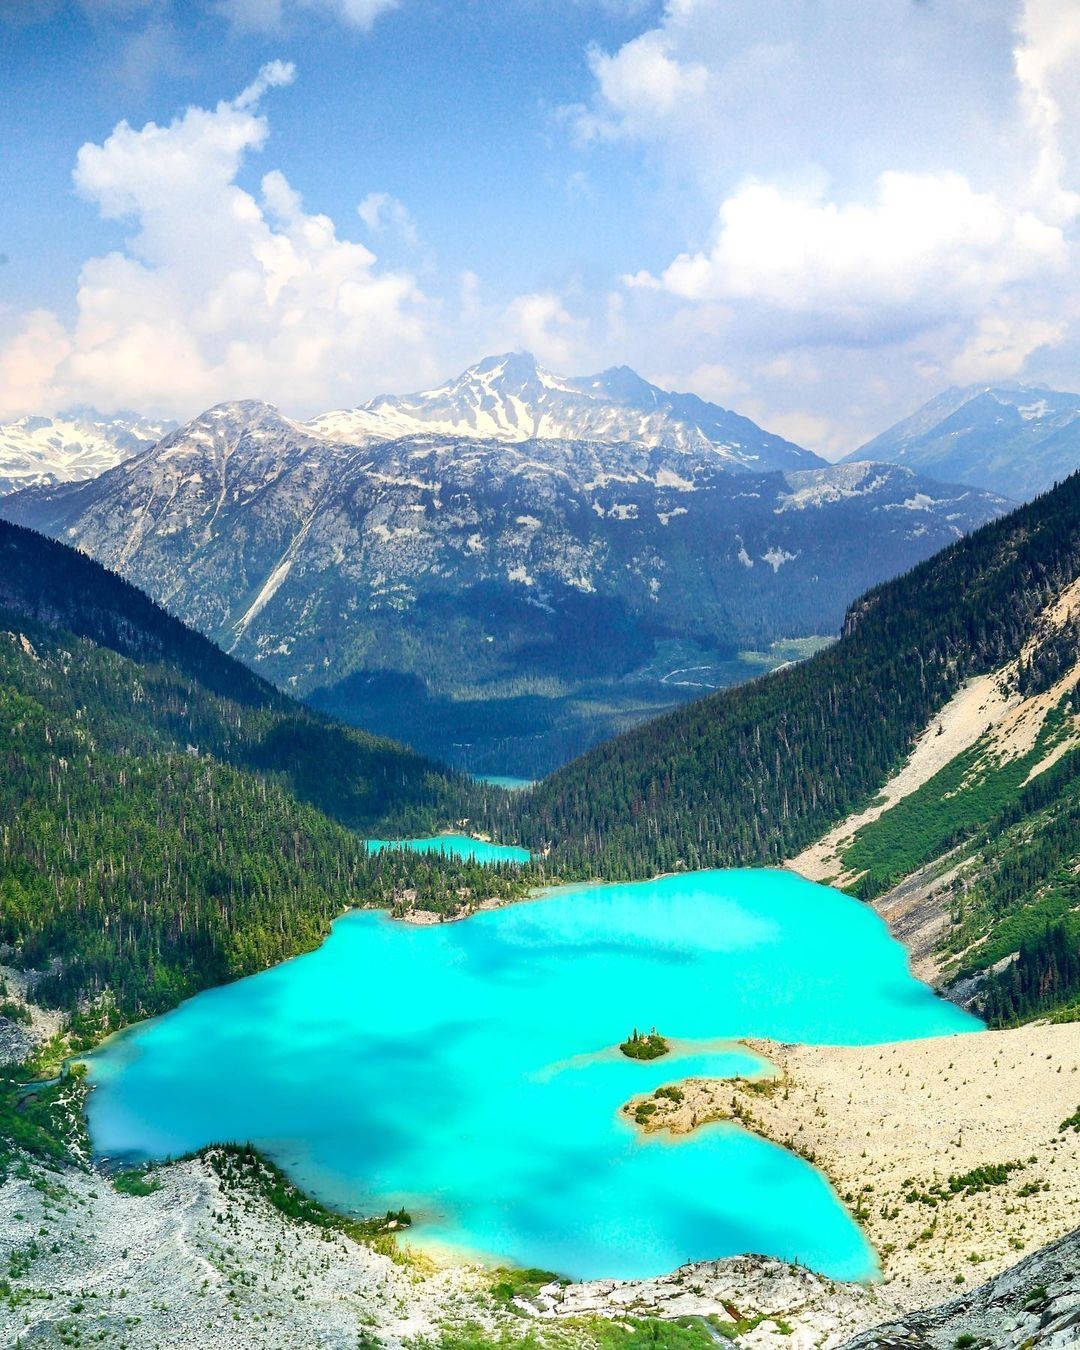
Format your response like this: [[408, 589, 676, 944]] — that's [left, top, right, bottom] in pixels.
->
[[0, 355, 1010, 774], [848, 382, 1080, 501], [0, 409, 175, 496]]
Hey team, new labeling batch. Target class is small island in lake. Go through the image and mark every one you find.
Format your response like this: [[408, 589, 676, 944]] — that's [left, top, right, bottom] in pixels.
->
[[619, 1027, 669, 1060]]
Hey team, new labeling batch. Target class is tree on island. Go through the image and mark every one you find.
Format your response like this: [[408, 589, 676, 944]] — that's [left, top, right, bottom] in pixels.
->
[[620, 1026, 669, 1060]]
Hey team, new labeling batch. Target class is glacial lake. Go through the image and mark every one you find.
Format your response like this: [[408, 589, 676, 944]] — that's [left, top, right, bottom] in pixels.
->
[[474, 774, 535, 791], [364, 833, 531, 864], [86, 868, 981, 1283]]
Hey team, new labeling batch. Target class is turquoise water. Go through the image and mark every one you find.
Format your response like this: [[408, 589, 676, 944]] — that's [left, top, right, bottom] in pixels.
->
[[475, 775, 536, 791], [364, 832, 531, 863], [86, 868, 980, 1282]]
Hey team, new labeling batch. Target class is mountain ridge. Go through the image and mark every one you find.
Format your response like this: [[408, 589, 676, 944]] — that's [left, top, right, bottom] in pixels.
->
[[847, 381, 1080, 500], [308, 350, 829, 472], [0, 393, 1010, 773], [0, 409, 175, 496]]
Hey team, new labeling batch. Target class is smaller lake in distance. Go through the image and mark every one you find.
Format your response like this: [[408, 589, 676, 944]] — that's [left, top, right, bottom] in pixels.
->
[[364, 833, 531, 864], [474, 774, 536, 791], [86, 868, 981, 1283]]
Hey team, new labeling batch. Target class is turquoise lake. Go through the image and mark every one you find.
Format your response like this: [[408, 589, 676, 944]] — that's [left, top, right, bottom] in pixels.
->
[[364, 833, 531, 863], [86, 868, 981, 1282]]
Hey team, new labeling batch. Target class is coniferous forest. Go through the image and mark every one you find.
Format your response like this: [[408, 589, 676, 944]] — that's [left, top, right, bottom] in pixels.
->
[[0, 522, 532, 1024], [506, 474, 1080, 878], [4, 472, 1080, 1032]]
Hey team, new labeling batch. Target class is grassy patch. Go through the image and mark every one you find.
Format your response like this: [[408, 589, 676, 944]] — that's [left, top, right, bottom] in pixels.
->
[[111, 1166, 162, 1197], [843, 717, 1067, 903], [430, 1314, 722, 1347], [0, 1048, 88, 1178]]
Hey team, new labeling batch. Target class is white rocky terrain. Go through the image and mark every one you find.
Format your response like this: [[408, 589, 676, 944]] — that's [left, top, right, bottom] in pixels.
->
[[0, 410, 174, 496], [0, 1116, 1073, 1348]]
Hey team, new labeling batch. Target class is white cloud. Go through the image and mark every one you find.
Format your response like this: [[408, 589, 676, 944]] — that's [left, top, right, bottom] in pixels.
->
[[0, 311, 72, 415], [656, 172, 1067, 334], [0, 64, 437, 420], [357, 192, 420, 248], [949, 314, 1066, 385], [502, 292, 586, 371], [569, 0, 1080, 449], [577, 28, 706, 140]]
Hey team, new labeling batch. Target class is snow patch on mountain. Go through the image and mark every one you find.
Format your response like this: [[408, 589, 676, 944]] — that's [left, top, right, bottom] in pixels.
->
[[0, 411, 175, 496], [762, 547, 798, 572], [308, 352, 826, 474]]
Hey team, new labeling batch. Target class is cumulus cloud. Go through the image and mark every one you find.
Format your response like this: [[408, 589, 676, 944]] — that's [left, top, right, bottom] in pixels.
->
[[576, 28, 707, 140], [655, 172, 1067, 337], [0, 64, 437, 420], [571, 0, 1080, 448], [502, 292, 587, 371]]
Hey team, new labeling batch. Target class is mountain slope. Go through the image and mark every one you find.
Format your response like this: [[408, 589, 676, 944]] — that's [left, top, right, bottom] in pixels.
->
[[0, 409, 173, 496], [848, 383, 1080, 500], [508, 475, 1080, 1017], [309, 351, 827, 473], [0, 399, 1009, 775], [0, 521, 514, 1022]]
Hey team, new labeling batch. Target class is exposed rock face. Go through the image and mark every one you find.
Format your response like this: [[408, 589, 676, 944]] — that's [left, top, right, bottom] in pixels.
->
[[839, 1227, 1080, 1349], [542, 1254, 896, 1347], [848, 381, 1080, 501], [0, 400, 1009, 711], [310, 350, 827, 472]]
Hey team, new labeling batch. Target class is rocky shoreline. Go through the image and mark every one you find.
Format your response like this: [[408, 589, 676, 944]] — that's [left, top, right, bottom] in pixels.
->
[[0, 934, 1076, 1345]]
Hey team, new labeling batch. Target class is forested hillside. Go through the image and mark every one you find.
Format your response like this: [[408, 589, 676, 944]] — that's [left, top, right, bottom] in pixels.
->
[[0, 523, 526, 1023], [510, 474, 1080, 873], [505, 474, 1080, 1021]]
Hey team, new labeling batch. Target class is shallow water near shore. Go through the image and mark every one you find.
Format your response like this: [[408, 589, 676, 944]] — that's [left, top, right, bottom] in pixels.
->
[[86, 867, 980, 1282]]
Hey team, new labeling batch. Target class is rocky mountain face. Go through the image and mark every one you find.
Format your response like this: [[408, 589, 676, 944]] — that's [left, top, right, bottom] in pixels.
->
[[0, 390, 1009, 772], [0, 409, 175, 496], [309, 350, 827, 473], [849, 382, 1080, 501], [840, 1226, 1080, 1349]]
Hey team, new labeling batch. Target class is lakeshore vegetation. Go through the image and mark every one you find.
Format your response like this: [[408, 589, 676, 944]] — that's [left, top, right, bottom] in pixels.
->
[[2, 466, 1080, 1147]]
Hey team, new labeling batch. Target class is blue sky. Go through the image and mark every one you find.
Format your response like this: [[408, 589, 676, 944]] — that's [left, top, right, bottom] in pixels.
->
[[2, 0, 1079, 453], [1, 2, 666, 308]]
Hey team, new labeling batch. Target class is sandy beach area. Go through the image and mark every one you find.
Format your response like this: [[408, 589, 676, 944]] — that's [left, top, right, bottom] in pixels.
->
[[625, 1022, 1080, 1308]]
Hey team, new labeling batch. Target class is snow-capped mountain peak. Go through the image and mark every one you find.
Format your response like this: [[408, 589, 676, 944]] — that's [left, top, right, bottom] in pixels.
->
[[307, 354, 827, 473], [0, 409, 176, 496], [848, 381, 1080, 501]]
